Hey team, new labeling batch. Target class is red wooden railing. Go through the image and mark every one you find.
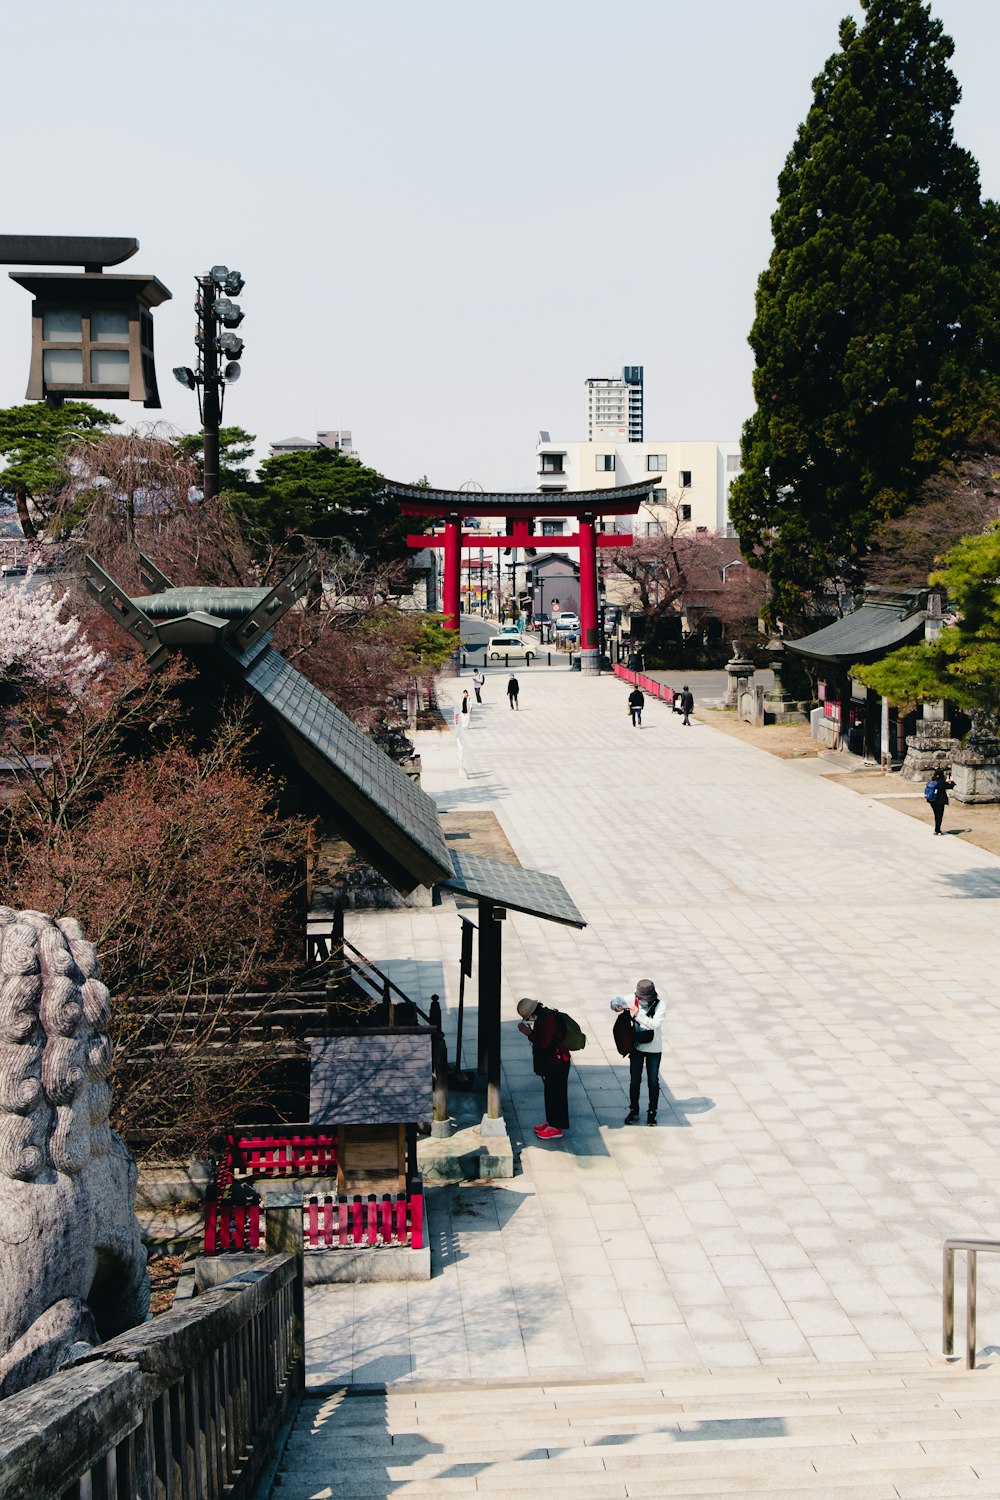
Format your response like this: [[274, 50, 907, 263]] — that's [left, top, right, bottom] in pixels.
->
[[302, 1189, 423, 1249], [214, 1129, 339, 1194], [203, 1182, 424, 1254], [614, 664, 674, 703]]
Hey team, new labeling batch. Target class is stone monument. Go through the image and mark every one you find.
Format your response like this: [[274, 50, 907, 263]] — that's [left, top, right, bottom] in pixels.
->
[[0, 909, 149, 1398]]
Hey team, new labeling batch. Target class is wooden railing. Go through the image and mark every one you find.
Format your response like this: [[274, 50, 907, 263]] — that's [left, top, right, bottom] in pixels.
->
[[614, 663, 675, 703], [205, 1180, 425, 1254], [0, 1249, 303, 1500]]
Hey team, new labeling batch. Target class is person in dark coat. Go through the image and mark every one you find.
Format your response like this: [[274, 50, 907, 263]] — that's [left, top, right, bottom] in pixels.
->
[[679, 685, 694, 725], [627, 686, 645, 727], [928, 766, 955, 834], [507, 675, 520, 710], [517, 998, 569, 1138]]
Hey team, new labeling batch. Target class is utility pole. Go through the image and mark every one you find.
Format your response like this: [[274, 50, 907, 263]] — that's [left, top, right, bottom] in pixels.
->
[[199, 275, 221, 500]]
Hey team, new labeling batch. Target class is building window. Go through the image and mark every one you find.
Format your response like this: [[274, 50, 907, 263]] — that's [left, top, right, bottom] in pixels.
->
[[539, 453, 564, 474], [726, 453, 740, 472], [645, 521, 660, 537], [647, 454, 667, 471], [679, 470, 692, 488], [541, 520, 565, 536], [680, 504, 692, 522], [595, 454, 615, 472]]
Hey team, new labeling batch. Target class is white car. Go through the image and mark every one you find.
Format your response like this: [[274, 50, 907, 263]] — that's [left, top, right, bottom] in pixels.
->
[[485, 634, 535, 662], [553, 613, 580, 634]]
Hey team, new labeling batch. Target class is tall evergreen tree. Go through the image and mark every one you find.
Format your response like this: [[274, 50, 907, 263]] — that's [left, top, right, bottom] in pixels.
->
[[730, 0, 1000, 619]]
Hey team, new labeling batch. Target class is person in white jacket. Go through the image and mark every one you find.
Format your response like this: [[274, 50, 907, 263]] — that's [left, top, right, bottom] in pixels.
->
[[622, 979, 664, 1126]]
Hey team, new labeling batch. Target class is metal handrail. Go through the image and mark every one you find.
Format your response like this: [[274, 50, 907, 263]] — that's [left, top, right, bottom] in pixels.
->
[[942, 1236, 1000, 1368]]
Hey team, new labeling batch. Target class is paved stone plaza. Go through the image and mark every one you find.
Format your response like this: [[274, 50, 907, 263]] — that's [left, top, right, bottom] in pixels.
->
[[305, 665, 1000, 1386]]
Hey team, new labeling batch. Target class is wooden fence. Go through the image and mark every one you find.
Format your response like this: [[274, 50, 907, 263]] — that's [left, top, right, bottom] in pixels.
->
[[0, 1250, 303, 1500], [204, 1182, 425, 1254], [613, 664, 674, 703]]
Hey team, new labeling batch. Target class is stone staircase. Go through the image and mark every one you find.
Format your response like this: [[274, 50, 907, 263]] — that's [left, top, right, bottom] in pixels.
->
[[267, 1361, 1000, 1498]]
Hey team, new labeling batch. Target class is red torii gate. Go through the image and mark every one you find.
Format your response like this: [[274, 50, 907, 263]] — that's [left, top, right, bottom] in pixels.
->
[[387, 480, 661, 672]]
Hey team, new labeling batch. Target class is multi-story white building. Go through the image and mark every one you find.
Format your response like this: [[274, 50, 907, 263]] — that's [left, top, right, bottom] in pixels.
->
[[534, 433, 741, 538], [269, 429, 358, 458], [585, 365, 644, 442]]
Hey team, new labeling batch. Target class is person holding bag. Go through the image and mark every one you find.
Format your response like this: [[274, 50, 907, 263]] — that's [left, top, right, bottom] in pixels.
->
[[614, 979, 664, 1126]]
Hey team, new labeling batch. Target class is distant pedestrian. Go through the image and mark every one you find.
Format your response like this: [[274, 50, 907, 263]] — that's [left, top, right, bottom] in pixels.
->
[[473, 669, 485, 704], [517, 998, 570, 1139], [627, 686, 645, 727], [615, 979, 664, 1126], [507, 674, 520, 710], [461, 690, 471, 722], [679, 685, 694, 725], [926, 766, 955, 835]]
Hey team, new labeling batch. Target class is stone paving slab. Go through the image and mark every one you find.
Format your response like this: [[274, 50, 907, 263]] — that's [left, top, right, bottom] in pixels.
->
[[306, 667, 1000, 1387]]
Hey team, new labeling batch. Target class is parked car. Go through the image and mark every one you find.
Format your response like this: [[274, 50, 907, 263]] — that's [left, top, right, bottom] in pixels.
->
[[554, 613, 580, 634], [498, 623, 522, 636], [485, 635, 535, 662], [532, 611, 551, 631]]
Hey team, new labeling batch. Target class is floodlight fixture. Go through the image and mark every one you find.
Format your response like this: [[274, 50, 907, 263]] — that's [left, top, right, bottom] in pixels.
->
[[223, 271, 244, 296], [212, 297, 244, 327], [209, 264, 230, 287], [222, 361, 241, 384], [173, 365, 197, 390], [216, 331, 243, 358]]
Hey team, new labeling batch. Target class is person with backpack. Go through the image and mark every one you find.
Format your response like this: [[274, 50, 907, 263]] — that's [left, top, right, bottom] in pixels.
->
[[473, 668, 485, 704], [616, 979, 664, 1126], [925, 766, 955, 835], [627, 686, 645, 727], [517, 997, 573, 1139]]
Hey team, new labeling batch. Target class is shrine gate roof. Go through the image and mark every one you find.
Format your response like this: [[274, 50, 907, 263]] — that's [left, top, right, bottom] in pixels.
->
[[386, 479, 661, 519]]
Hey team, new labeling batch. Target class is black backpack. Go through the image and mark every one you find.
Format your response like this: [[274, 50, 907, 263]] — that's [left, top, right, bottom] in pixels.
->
[[556, 1010, 587, 1051]]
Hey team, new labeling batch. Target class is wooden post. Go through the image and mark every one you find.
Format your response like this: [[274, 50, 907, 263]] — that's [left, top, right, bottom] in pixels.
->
[[266, 1191, 305, 1385], [477, 898, 503, 1118], [429, 994, 449, 1126]]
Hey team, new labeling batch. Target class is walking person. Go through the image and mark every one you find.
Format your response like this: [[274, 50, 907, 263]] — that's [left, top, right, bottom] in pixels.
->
[[507, 674, 520, 710], [627, 685, 645, 727], [461, 689, 471, 724], [616, 979, 664, 1126], [679, 684, 694, 726], [517, 998, 570, 1139], [927, 766, 955, 834], [473, 668, 485, 704]]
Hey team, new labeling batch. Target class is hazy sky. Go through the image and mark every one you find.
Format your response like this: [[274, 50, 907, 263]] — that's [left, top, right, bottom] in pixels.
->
[[1, 1, 998, 491]]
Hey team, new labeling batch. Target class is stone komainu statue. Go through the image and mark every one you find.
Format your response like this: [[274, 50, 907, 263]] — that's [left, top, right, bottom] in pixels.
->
[[0, 908, 149, 1398]]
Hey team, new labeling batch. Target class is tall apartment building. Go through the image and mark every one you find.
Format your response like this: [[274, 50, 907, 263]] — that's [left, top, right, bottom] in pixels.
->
[[585, 366, 643, 442], [534, 433, 741, 537]]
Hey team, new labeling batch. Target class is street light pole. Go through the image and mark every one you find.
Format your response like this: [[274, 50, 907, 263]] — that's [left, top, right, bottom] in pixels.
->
[[199, 275, 221, 501]]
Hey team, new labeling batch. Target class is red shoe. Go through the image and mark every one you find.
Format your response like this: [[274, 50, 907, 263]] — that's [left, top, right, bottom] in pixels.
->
[[535, 1124, 564, 1139]]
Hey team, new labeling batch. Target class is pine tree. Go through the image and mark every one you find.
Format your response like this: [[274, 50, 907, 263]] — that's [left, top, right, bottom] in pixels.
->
[[730, 0, 1000, 619]]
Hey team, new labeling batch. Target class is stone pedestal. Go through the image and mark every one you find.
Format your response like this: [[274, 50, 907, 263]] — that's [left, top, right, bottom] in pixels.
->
[[953, 737, 1000, 803], [900, 718, 962, 783], [762, 639, 809, 723], [724, 651, 754, 709]]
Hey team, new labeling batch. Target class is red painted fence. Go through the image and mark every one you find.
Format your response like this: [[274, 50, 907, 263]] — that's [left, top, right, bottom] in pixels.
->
[[203, 1183, 424, 1254], [614, 665, 674, 703]]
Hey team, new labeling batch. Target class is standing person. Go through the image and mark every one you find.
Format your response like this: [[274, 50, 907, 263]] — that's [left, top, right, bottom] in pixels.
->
[[616, 979, 664, 1126], [461, 689, 471, 724], [679, 684, 695, 725], [473, 668, 485, 704], [517, 998, 570, 1139], [507, 674, 520, 710], [927, 766, 955, 834], [627, 686, 645, 727]]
